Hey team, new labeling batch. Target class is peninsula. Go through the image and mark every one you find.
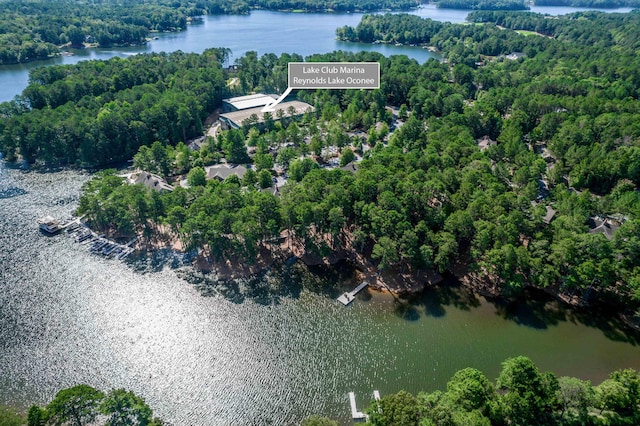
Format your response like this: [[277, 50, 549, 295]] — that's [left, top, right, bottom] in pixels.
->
[[2, 12, 640, 328]]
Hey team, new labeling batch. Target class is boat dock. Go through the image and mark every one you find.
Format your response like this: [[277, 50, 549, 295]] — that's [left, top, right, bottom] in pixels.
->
[[337, 280, 369, 306], [348, 390, 381, 420], [66, 221, 136, 260], [348, 392, 367, 420], [373, 390, 381, 413]]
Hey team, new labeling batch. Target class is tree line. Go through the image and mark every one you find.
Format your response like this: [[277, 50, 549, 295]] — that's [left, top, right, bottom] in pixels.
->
[[468, 10, 640, 49], [306, 357, 640, 426], [336, 13, 551, 60], [436, 0, 529, 10], [245, 0, 419, 11], [534, 0, 640, 7]]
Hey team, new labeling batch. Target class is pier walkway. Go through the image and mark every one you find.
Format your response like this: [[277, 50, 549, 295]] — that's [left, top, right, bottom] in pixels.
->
[[337, 280, 369, 306], [348, 390, 381, 420], [348, 392, 367, 420]]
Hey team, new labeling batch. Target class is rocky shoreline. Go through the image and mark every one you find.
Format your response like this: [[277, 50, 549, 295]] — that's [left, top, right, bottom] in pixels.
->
[[181, 240, 640, 331]]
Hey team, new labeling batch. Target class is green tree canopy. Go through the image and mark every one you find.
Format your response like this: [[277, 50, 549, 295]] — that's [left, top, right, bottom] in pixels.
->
[[187, 166, 207, 187], [46, 384, 105, 426], [300, 415, 338, 426], [100, 389, 153, 426]]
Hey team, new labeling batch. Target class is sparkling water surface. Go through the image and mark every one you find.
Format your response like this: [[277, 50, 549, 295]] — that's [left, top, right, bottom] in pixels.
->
[[1, 165, 640, 424]]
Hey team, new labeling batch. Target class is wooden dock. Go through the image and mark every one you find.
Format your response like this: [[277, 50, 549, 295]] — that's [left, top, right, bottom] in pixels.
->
[[348, 392, 367, 420], [348, 390, 381, 420], [373, 390, 382, 413], [337, 280, 369, 306], [60, 217, 82, 230]]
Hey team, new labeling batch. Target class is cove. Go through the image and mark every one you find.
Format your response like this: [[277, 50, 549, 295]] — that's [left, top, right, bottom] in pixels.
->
[[0, 166, 639, 425]]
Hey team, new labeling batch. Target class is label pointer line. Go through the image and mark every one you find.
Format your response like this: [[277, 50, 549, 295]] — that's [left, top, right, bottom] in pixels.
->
[[262, 87, 293, 112]]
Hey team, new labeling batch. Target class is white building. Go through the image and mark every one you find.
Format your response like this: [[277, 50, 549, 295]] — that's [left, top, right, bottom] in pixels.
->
[[222, 94, 277, 112]]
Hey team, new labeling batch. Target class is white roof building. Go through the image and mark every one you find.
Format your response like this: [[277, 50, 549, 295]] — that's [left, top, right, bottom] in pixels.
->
[[220, 100, 314, 130], [222, 94, 277, 112]]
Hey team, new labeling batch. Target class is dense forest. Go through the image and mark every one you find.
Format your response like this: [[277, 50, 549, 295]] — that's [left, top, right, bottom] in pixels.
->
[[534, 0, 640, 7], [436, 0, 529, 10], [468, 9, 640, 49], [336, 13, 551, 54], [311, 357, 640, 426], [0, 0, 197, 65], [0, 0, 418, 65], [3, 11, 640, 319], [0, 49, 230, 165], [239, 0, 419, 11]]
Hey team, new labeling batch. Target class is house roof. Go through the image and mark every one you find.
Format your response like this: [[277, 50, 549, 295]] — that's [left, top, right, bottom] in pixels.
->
[[542, 206, 556, 224], [505, 52, 526, 60], [260, 186, 280, 196], [220, 100, 314, 128], [542, 148, 556, 162], [588, 217, 619, 241], [341, 162, 359, 173], [205, 164, 248, 181], [129, 171, 174, 192], [477, 135, 497, 151]]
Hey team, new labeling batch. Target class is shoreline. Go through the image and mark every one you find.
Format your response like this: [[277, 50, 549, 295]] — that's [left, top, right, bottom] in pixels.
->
[[134, 230, 640, 332], [0, 5, 418, 67]]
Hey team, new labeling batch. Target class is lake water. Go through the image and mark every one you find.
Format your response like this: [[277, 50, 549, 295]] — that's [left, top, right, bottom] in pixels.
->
[[1, 165, 640, 425], [0, 5, 634, 103], [2, 5, 640, 424]]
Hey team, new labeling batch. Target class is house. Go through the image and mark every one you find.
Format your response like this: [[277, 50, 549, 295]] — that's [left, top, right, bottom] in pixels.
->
[[505, 52, 526, 61], [260, 186, 281, 196], [341, 162, 359, 173], [537, 178, 551, 200], [127, 171, 174, 192], [588, 216, 620, 241], [541, 148, 556, 163], [205, 164, 248, 181], [477, 135, 497, 151], [542, 206, 556, 225], [531, 201, 556, 225]]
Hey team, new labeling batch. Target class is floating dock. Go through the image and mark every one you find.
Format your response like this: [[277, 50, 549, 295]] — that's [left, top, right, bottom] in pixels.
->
[[337, 280, 369, 306]]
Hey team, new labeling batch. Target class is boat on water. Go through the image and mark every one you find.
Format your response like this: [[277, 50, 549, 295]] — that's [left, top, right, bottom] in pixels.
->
[[37, 216, 63, 234]]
